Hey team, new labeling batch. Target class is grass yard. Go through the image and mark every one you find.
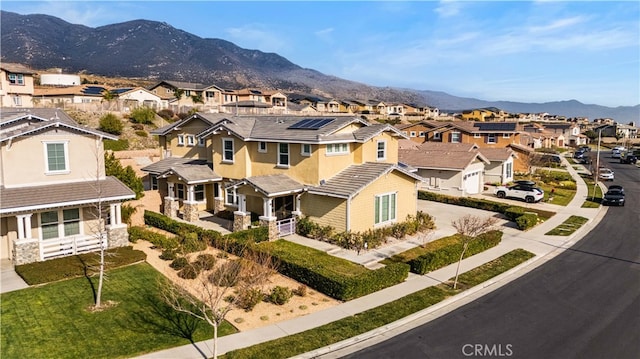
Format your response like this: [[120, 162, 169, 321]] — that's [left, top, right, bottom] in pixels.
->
[[538, 183, 575, 206], [580, 174, 603, 208], [545, 216, 589, 236], [224, 249, 535, 359], [1, 263, 237, 359]]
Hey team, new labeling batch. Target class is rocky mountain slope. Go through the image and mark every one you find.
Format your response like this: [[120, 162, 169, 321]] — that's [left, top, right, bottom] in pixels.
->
[[1, 10, 637, 121]]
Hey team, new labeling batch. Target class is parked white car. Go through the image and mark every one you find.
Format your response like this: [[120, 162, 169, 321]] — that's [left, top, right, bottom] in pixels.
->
[[599, 168, 615, 181], [494, 184, 545, 203]]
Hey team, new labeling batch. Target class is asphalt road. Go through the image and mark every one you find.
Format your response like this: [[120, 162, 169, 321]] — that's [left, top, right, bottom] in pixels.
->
[[346, 156, 640, 359]]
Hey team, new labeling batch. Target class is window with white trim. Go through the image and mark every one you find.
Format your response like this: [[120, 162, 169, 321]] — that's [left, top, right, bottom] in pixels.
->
[[176, 184, 185, 199], [474, 133, 481, 138], [40, 209, 80, 239], [258, 141, 267, 153], [226, 188, 238, 206], [451, 132, 461, 143], [45, 142, 68, 173], [410, 131, 416, 137], [8, 73, 24, 85], [506, 162, 513, 178], [13, 96, 22, 106], [374, 193, 397, 225], [301, 144, 311, 156], [41, 211, 60, 240], [194, 184, 205, 201], [177, 134, 185, 146], [326, 143, 349, 155], [419, 131, 425, 137], [198, 137, 206, 147], [63, 209, 80, 236], [278, 143, 290, 167], [377, 140, 386, 160], [223, 138, 234, 162], [187, 135, 196, 146], [487, 133, 497, 144], [433, 131, 441, 140]]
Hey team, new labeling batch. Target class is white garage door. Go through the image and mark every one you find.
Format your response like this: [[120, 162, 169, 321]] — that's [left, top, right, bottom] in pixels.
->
[[464, 170, 481, 194]]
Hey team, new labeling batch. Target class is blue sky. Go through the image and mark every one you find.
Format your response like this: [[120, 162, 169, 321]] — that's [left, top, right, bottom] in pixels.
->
[[2, 1, 639, 107]]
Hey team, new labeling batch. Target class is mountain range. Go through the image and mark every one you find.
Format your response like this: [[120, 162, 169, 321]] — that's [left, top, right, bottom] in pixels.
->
[[1, 10, 638, 122]]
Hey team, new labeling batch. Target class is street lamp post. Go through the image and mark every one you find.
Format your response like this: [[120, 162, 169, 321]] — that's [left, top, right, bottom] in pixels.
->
[[592, 125, 611, 200]]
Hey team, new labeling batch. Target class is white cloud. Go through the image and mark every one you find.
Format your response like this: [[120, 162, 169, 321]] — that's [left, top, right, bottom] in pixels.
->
[[435, 0, 462, 18], [528, 16, 587, 33], [314, 27, 334, 43]]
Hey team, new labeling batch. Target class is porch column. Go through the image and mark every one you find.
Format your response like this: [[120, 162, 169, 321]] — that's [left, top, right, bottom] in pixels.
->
[[259, 215, 278, 241], [183, 184, 200, 223], [164, 181, 178, 218], [13, 213, 39, 265], [214, 183, 226, 212], [263, 198, 273, 218], [107, 203, 128, 248], [16, 214, 34, 240], [232, 194, 250, 231], [292, 194, 302, 217], [16, 215, 25, 240]]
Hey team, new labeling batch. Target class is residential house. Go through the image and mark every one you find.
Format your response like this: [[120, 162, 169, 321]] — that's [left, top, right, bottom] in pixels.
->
[[507, 143, 535, 173], [1, 63, 37, 108], [437, 121, 522, 148], [477, 148, 516, 185], [148, 81, 224, 113], [142, 114, 422, 238], [594, 123, 638, 139], [399, 142, 489, 196], [222, 88, 288, 114], [33, 85, 109, 111], [110, 87, 166, 111], [0, 108, 135, 265], [395, 123, 429, 143]]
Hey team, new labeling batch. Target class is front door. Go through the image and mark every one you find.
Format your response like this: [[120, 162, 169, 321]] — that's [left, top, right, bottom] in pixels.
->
[[273, 195, 294, 220]]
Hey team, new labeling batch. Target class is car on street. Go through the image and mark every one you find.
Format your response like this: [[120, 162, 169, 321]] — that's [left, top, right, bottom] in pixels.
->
[[599, 168, 614, 181], [620, 154, 637, 164], [608, 184, 624, 193], [494, 184, 544, 203], [612, 149, 623, 158], [573, 151, 586, 159], [602, 188, 625, 206]]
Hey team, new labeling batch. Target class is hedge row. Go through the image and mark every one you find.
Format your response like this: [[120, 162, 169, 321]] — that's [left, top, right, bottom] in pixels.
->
[[15, 246, 146, 285], [408, 230, 503, 275], [260, 240, 409, 301], [143, 211, 409, 301], [418, 191, 554, 228]]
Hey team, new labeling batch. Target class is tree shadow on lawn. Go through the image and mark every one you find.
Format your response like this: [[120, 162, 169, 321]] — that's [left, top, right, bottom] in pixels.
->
[[131, 291, 203, 343]]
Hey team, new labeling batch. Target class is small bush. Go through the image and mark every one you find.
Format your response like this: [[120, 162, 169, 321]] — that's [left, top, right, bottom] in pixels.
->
[[224, 295, 235, 303], [131, 123, 144, 131], [516, 213, 538, 230], [180, 232, 207, 253], [504, 207, 525, 221], [134, 130, 148, 137], [103, 139, 129, 151], [293, 285, 307, 297], [268, 286, 293, 305], [159, 249, 177, 261], [177, 265, 199, 279], [98, 113, 123, 135], [209, 260, 242, 287], [193, 253, 216, 271], [236, 288, 264, 311], [120, 204, 137, 226], [157, 109, 175, 122], [129, 107, 156, 124], [170, 256, 189, 270]]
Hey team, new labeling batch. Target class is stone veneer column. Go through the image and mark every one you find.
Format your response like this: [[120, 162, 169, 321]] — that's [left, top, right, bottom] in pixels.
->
[[13, 239, 40, 265], [164, 197, 179, 218], [259, 216, 278, 241], [183, 202, 200, 222], [107, 224, 129, 248], [233, 211, 251, 232], [214, 197, 226, 213]]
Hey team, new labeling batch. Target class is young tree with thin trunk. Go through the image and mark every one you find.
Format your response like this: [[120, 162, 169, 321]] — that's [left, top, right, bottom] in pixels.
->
[[162, 245, 277, 359], [451, 215, 498, 289]]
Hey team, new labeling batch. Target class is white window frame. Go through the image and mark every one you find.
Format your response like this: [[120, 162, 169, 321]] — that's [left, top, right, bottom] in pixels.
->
[[40, 208, 82, 240], [43, 141, 70, 174], [487, 133, 497, 144], [326, 143, 349, 155], [301, 143, 311, 156], [451, 132, 461, 143], [222, 138, 234, 163], [12, 96, 22, 106], [410, 131, 416, 138], [503, 133, 511, 138], [278, 143, 290, 167], [186, 135, 196, 146], [258, 141, 268, 153], [474, 133, 481, 138], [8, 73, 24, 85], [376, 140, 386, 161], [374, 192, 397, 226], [198, 137, 206, 147], [225, 187, 238, 206], [177, 134, 185, 146], [419, 131, 425, 137], [433, 131, 441, 140]]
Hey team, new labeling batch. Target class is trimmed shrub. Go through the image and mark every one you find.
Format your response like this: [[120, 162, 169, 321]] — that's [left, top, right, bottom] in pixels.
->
[[516, 213, 538, 230], [236, 288, 264, 311], [180, 232, 207, 253], [193, 253, 216, 271], [408, 230, 503, 275], [177, 265, 199, 280], [504, 207, 525, 221], [170, 256, 189, 270], [98, 113, 123, 135], [129, 107, 156, 124], [103, 139, 129, 151], [268, 286, 293, 305], [159, 249, 177, 261], [293, 285, 307, 297], [134, 130, 148, 137]]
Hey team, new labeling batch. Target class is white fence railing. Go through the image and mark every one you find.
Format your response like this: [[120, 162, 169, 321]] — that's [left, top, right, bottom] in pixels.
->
[[40, 234, 107, 260], [277, 217, 296, 237]]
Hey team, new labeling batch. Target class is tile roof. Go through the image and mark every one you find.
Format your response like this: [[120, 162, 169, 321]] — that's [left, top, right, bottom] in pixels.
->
[[0, 108, 117, 142], [478, 147, 515, 161], [398, 139, 420, 150], [233, 174, 305, 197], [0, 63, 37, 74], [417, 142, 478, 152], [141, 158, 213, 175], [0, 177, 135, 214], [221, 100, 273, 108], [308, 162, 423, 199], [508, 143, 535, 153], [156, 161, 221, 184], [398, 149, 488, 170]]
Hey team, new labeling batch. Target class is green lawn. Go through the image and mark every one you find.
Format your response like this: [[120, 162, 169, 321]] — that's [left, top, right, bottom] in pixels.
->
[[224, 249, 535, 359], [545, 216, 589, 236], [538, 183, 575, 206], [1, 263, 237, 359], [580, 174, 603, 208]]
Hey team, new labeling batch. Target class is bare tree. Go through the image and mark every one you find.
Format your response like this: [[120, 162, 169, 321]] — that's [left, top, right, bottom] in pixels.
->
[[162, 246, 277, 359], [451, 215, 498, 289]]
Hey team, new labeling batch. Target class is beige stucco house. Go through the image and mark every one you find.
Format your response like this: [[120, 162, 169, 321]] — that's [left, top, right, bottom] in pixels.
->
[[0, 108, 135, 265], [0, 63, 36, 108], [142, 114, 423, 238]]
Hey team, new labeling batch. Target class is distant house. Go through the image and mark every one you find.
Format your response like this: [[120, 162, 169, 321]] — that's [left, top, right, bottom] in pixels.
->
[[1, 63, 37, 108], [478, 147, 516, 185], [33, 85, 108, 111], [0, 108, 135, 265], [436, 121, 522, 148], [148, 80, 224, 113], [111, 87, 165, 111]]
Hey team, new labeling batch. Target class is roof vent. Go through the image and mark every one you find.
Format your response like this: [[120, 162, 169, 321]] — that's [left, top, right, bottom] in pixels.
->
[[320, 179, 326, 185]]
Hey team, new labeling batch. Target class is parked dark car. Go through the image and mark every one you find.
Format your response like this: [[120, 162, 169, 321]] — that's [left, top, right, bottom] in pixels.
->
[[602, 189, 625, 206], [620, 154, 637, 164], [577, 146, 591, 152], [608, 185, 624, 194]]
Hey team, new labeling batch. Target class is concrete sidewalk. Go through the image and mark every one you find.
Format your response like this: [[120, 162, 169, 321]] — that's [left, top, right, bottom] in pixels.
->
[[136, 158, 607, 359]]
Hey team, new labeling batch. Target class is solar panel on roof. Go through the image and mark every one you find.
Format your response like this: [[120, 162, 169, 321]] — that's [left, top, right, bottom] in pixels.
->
[[83, 86, 107, 95], [288, 118, 335, 130], [474, 123, 517, 131]]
